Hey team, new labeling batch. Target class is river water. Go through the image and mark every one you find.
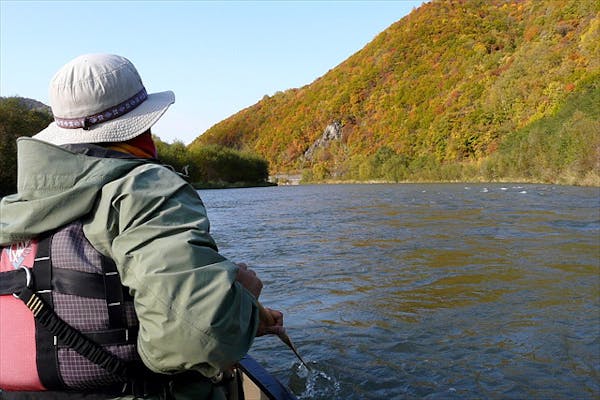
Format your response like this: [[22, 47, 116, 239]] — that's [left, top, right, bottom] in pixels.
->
[[199, 183, 600, 399]]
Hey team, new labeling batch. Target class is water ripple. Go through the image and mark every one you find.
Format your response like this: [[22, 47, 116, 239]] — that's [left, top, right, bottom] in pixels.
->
[[200, 184, 600, 399]]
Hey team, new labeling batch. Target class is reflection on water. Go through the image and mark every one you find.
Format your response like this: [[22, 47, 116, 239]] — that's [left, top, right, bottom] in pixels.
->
[[200, 183, 600, 399]]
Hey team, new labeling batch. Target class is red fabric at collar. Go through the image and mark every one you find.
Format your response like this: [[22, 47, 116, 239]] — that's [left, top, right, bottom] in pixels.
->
[[124, 131, 157, 158]]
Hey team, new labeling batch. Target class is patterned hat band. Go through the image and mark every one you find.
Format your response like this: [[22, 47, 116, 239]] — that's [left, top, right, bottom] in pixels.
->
[[54, 88, 148, 130]]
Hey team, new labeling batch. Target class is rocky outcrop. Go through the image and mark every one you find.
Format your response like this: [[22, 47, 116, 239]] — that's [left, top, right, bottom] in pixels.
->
[[303, 121, 342, 161]]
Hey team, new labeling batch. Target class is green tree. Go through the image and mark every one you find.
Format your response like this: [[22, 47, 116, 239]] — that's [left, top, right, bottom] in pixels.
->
[[155, 139, 270, 186], [0, 98, 52, 196], [154, 136, 191, 175], [188, 144, 269, 185]]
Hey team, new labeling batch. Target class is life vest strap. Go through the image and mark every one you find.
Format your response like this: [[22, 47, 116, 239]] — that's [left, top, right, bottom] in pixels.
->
[[101, 256, 127, 329], [0, 268, 29, 294], [15, 285, 131, 379], [0, 265, 133, 300], [33, 234, 65, 389]]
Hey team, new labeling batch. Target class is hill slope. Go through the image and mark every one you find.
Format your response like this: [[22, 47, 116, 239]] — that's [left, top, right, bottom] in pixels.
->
[[0, 96, 52, 115], [191, 0, 599, 184]]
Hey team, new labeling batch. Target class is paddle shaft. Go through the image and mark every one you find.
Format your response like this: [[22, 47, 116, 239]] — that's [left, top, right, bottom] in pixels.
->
[[258, 302, 311, 370]]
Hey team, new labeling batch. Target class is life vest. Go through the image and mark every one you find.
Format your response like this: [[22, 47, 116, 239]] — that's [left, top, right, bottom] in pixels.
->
[[0, 220, 143, 392]]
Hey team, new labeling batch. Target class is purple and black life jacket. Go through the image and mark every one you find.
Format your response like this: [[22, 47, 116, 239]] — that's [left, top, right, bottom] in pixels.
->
[[0, 220, 145, 393]]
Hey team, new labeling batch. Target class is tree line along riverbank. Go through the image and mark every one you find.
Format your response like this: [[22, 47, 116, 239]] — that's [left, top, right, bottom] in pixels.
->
[[1, 90, 598, 198]]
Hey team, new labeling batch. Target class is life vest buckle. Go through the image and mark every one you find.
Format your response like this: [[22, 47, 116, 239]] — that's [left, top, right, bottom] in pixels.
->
[[13, 265, 33, 299]]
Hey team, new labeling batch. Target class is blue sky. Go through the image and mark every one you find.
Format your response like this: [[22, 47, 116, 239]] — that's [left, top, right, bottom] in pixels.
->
[[1, 1, 425, 144]]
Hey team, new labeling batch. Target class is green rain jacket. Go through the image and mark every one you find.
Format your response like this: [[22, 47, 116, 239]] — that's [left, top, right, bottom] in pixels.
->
[[0, 138, 260, 399]]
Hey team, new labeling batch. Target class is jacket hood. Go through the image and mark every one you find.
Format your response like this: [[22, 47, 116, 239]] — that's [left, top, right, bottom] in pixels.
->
[[0, 138, 149, 244]]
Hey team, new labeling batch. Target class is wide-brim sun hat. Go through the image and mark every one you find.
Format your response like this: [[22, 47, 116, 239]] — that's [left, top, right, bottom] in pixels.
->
[[34, 53, 175, 145]]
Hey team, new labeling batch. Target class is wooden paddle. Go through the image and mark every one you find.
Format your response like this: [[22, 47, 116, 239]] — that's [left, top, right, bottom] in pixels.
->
[[258, 302, 311, 371]]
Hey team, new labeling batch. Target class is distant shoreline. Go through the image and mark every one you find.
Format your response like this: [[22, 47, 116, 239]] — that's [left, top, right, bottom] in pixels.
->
[[274, 176, 600, 187], [193, 181, 277, 190], [313, 178, 600, 187], [195, 178, 599, 189]]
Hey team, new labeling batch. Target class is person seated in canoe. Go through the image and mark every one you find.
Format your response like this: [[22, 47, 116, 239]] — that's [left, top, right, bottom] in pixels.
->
[[0, 53, 284, 399]]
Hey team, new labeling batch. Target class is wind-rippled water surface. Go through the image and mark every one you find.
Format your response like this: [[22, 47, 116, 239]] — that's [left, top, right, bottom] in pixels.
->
[[199, 183, 600, 399]]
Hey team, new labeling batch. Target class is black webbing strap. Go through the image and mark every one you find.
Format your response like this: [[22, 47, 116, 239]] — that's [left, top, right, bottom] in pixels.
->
[[16, 285, 131, 380], [0, 268, 28, 294], [53, 268, 105, 298], [32, 236, 65, 390], [3, 265, 133, 301], [51, 268, 132, 301], [56, 328, 138, 346], [1, 255, 137, 343], [101, 256, 127, 329]]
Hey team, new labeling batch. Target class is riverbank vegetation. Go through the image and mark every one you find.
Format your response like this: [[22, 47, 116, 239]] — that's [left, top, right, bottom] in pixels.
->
[[154, 137, 271, 188], [0, 98, 271, 196]]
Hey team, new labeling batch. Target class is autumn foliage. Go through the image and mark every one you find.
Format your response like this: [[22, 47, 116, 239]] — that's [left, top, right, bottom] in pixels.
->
[[191, 0, 600, 185]]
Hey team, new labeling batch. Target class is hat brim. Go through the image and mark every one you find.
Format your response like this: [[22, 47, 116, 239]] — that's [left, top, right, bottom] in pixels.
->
[[33, 91, 175, 145]]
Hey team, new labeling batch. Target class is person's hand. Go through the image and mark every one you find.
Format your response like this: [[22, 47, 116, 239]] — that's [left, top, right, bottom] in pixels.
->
[[235, 263, 285, 337], [235, 262, 263, 298], [257, 307, 285, 337]]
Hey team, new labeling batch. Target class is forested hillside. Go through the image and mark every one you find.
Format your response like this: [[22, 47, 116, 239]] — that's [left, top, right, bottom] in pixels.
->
[[191, 0, 600, 185]]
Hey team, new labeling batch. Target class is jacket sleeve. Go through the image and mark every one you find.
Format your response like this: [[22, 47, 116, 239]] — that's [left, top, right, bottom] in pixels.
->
[[83, 164, 259, 377]]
